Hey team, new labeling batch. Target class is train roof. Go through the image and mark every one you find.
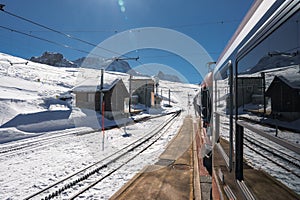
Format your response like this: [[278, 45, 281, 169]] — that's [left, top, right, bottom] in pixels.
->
[[201, 71, 213, 88], [214, 0, 277, 73]]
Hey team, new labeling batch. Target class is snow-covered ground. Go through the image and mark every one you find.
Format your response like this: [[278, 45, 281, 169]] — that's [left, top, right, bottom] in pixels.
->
[[0, 52, 199, 199], [0, 52, 198, 135], [214, 64, 300, 195], [218, 114, 300, 195], [0, 114, 186, 199], [2, 51, 298, 198]]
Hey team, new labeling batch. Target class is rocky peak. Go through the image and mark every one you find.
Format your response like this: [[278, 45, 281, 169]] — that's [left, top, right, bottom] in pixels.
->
[[30, 52, 77, 68], [157, 70, 181, 82]]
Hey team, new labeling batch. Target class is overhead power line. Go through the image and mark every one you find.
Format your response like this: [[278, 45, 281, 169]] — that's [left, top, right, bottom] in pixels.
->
[[0, 4, 132, 60], [0, 25, 102, 57], [11, 19, 240, 34]]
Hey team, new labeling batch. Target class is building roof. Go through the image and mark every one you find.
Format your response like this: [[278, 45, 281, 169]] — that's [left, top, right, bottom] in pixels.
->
[[277, 74, 300, 90], [130, 76, 155, 82], [73, 78, 123, 92], [266, 74, 300, 95]]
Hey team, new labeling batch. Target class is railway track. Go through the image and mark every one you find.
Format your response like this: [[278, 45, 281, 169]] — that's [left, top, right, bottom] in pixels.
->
[[24, 110, 181, 200], [0, 127, 95, 158], [239, 117, 300, 153], [244, 132, 300, 179], [0, 111, 181, 158], [243, 132, 300, 195], [218, 117, 300, 197], [245, 133, 300, 166]]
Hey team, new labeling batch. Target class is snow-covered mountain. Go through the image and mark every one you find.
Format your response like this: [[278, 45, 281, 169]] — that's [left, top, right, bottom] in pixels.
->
[[75, 56, 140, 75], [30, 51, 78, 68], [157, 70, 181, 82], [246, 51, 300, 74], [30, 52, 139, 75], [30, 52, 183, 79]]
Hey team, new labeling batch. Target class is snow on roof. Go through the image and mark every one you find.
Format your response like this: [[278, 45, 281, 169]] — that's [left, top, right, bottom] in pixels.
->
[[277, 73, 300, 90], [72, 69, 158, 93], [73, 77, 123, 92], [131, 76, 154, 81]]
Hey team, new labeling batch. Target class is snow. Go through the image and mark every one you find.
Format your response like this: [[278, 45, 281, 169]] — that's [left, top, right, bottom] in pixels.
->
[[215, 64, 300, 195], [1, 51, 299, 198], [0, 52, 199, 199], [218, 114, 300, 194]]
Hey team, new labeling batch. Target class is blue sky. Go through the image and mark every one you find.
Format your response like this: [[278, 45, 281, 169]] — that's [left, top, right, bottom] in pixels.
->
[[0, 0, 253, 83]]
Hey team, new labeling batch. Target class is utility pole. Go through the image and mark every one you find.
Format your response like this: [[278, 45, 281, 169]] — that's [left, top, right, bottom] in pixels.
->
[[261, 72, 266, 116], [100, 69, 105, 151], [188, 93, 190, 115], [129, 75, 132, 113], [168, 89, 171, 107], [100, 69, 104, 114], [114, 56, 138, 113]]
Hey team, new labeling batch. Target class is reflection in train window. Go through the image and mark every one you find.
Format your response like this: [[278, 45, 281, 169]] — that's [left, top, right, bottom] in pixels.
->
[[238, 11, 300, 74], [237, 11, 300, 122]]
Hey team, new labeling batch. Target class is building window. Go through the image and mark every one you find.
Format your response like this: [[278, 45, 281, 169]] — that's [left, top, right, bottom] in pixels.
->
[[88, 93, 95, 102]]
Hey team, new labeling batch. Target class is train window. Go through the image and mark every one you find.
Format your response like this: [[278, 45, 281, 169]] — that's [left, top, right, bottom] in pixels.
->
[[236, 10, 300, 122], [238, 11, 300, 73], [214, 61, 232, 143], [214, 61, 231, 108]]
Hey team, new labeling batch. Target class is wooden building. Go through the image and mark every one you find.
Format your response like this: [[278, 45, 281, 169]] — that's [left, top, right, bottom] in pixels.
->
[[236, 77, 264, 107], [130, 77, 155, 108], [266, 75, 300, 120], [73, 78, 129, 119], [225, 76, 264, 110]]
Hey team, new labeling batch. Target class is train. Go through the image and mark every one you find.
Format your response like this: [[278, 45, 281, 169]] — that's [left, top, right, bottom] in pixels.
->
[[195, 0, 300, 198]]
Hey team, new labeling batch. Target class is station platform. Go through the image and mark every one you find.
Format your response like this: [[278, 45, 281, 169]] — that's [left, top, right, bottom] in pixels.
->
[[213, 138, 300, 200], [110, 116, 211, 200]]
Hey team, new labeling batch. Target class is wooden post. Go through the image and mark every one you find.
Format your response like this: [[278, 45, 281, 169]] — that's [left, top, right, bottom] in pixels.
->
[[100, 69, 104, 114], [129, 75, 132, 113], [102, 101, 105, 151], [168, 89, 171, 106]]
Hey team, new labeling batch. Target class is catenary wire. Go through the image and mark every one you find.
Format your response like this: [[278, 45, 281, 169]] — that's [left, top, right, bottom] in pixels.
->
[[0, 25, 104, 58], [0, 7, 132, 60]]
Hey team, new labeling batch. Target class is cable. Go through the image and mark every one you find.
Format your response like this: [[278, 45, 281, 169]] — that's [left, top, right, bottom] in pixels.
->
[[15, 19, 240, 34], [168, 19, 241, 29], [0, 25, 103, 58], [0, 5, 231, 61], [0, 6, 131, 60]]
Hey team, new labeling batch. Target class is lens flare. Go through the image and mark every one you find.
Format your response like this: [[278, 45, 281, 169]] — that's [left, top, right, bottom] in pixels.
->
[[118, 0, 124, 6], [118, 0, 126, 13], [120, 6, 126, 13]]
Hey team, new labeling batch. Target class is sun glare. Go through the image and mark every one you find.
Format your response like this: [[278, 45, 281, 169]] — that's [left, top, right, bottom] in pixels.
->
[[118, 0, 126, 13]]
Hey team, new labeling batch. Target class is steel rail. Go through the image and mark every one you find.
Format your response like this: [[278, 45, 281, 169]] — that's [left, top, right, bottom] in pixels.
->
[[69, 110, 181, 199], [244, 134, 300, 168], [0, 128, 94, 157], [244, 140, 300, 179], [237, 120, 300, 154], [24, 110, 180, 199]]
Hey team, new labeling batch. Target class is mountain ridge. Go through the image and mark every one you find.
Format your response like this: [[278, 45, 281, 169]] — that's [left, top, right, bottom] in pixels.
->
[[30, 51, 182, 82]]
